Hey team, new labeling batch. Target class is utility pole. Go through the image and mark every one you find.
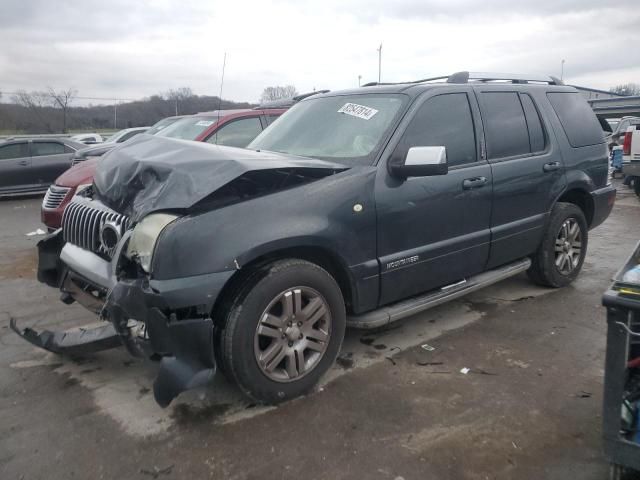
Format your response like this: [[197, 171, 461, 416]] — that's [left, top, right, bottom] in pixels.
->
[[561, 59, 565, 81], [358, 75, 362, 87], [113, 101, 117, 129], [175, 99, 178, 116], [377, 44, 383, 83]]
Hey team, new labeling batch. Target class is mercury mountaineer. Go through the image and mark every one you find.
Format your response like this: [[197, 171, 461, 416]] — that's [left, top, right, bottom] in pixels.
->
[[14, 72, 616, 407]]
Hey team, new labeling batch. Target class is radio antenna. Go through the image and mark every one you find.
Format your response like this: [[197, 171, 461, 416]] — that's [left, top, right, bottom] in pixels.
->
[[215, 51, 227, 144]]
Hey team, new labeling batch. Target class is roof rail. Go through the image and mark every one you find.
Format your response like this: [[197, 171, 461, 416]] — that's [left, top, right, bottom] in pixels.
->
[[447, 71, 564, 85], [362, 71, 564, 87]]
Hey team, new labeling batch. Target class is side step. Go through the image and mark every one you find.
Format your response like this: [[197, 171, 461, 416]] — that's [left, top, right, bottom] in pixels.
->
[[347, 258, 531, 329]]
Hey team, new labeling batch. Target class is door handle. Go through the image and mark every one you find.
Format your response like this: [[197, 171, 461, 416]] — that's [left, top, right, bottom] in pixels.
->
[[18, 160, 29, 166], [543, 161, 561, 172], [462, 176, 488, 190]]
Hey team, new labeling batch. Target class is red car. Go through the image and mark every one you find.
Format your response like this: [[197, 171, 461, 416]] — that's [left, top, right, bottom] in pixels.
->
[[41, 108, 287, 230]]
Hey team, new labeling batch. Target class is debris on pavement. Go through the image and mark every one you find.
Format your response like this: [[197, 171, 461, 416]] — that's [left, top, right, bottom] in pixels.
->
[[140, 465, 174, 478], [417, 361, 444, 366], [460, 367, 471, 374], [471, 368, 498, 376], [336, 352, 354, 369], [25, 228, 46, 236], [576, 391, 592, 399], [421, 343, 436, 352], [385, 356, 397, 365]]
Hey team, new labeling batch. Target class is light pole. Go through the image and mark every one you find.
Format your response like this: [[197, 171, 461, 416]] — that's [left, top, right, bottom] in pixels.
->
[[377, 44, 383, 83], [561, 59, 565, 81], [358, 75, 362, 87]]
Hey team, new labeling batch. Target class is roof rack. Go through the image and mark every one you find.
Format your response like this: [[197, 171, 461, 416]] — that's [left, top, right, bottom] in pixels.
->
[[362, 71, 564, 87]]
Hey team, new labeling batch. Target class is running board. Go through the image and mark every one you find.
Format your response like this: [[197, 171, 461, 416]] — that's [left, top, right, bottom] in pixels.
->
[[347, 258, 531, 329]]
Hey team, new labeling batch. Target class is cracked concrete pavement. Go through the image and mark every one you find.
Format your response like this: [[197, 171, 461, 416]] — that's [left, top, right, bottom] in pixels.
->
[[0, 181, 638, 479]]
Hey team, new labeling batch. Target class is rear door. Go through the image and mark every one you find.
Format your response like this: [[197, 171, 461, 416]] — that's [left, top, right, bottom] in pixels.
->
[[476, 89, 567, 269], [376, 89, 493, 305], [0, 141, 32, 192], [30, 140, 74, 187]]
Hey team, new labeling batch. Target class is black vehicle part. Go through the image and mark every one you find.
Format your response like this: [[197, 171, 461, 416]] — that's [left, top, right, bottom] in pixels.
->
[[220, 259, 345, 404], [9, 317, 121, 355], [37, 230, 65, 288], [93, 135, 347, 222], [602, 241, 640, 475], [527, 202, 588, 288], [192, 168, 339, 212], [103, 279, 216, 407]]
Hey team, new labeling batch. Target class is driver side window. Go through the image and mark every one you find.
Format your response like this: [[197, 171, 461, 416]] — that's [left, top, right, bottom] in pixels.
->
[[392, 93, 476, 167]]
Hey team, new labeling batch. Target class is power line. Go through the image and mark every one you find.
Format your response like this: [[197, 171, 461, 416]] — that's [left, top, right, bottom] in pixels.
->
[[2, 91, 137, 102]]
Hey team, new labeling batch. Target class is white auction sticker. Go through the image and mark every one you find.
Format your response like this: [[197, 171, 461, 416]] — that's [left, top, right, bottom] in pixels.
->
[[337, 103, 378, 120], [195, 120, 214, 127]]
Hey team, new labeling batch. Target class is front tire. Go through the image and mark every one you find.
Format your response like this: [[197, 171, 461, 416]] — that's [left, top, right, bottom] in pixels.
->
[[527, 202, 588, 288], [220, 259, 346, 404]]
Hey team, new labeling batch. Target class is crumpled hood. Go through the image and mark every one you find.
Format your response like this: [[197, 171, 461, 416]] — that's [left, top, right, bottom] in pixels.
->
[[94, 134, 348, 222]]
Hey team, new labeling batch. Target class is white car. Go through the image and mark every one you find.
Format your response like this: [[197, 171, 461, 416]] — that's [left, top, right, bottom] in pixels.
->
[[70, 133, 103, 144]]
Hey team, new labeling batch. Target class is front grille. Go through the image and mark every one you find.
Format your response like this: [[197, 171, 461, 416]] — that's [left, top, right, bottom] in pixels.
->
[[42, 185, 71, 210], [62, 197, 130, 259]]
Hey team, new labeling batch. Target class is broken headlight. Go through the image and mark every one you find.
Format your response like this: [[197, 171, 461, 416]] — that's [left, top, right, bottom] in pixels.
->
[[126, 213, 178, 272]]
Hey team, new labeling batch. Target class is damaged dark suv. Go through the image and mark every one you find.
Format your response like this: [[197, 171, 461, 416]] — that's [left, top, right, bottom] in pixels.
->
[[15, 72, 616, 407]]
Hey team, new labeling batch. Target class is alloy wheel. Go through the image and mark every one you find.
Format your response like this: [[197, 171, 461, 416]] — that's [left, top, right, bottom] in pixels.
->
[[253, 287, 332, 382], [554, 217, 582, 275]]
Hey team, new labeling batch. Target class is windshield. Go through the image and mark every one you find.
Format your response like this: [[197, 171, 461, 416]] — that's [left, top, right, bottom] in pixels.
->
[[248, 94, 406, 164], [155, 116, 217, 140]]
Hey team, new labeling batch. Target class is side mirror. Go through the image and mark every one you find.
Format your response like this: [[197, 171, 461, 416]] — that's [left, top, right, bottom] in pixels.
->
[[390, 146, 448, 178]]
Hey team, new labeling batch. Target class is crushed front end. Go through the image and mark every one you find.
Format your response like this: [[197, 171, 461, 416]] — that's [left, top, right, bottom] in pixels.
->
[[18, 193, 227, 407]]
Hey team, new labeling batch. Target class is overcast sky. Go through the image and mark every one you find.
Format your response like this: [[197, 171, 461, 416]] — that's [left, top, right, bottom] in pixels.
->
[[1, 0, 639, 105]]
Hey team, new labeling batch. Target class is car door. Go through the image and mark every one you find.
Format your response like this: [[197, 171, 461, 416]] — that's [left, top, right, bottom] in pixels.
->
[[30, 140, 74, 187], [375, 89, 493, 305], [475, 89, 567, 269], [0, 141, 33, 192], [205, 116, 265, 148]]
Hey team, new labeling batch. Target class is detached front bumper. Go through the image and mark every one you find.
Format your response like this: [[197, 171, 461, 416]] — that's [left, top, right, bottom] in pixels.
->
[[21, 230, 234, 407]]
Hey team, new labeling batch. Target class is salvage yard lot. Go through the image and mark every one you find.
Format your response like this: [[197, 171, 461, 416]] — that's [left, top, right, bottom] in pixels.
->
[[1, 184, 639, 480]]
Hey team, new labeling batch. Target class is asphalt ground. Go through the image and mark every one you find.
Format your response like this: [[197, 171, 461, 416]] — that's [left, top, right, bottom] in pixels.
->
[[0, 181, 638, 480]]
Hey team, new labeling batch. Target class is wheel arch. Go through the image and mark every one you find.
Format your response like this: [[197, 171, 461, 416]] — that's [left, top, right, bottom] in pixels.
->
[[211, 243, 356, 325], [555, 187, 594, 227]]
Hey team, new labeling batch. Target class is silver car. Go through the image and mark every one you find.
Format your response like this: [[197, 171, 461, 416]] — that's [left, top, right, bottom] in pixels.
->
[[0, 137, 85, 195]]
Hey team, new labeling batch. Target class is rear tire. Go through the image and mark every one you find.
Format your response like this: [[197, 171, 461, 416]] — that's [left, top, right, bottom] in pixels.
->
[[220, 259, 346, 404], [527, 202, 588, 288]]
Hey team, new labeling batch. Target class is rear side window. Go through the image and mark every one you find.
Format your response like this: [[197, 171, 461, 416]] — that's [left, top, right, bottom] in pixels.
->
[[520, 94, 546, 152], [265, 115, 281, 125], [207, 117, 263, 148], [32, 142, 65, 156], [0, 142, 29, 160], [547, 92, 604, 147], [480, 92, 530, 159], [394, 93, 476, 167]]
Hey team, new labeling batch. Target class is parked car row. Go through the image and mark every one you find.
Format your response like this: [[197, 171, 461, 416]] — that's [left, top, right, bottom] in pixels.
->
[[40, 106, 288, 230], [13, 71, 616, 409]]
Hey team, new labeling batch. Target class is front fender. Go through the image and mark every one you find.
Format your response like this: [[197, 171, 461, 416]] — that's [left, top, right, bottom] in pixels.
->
[[151, 167, 377, 281]]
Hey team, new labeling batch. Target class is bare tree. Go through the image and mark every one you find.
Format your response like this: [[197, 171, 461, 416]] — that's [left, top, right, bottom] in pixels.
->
[[48, 87, 77, 133], [12, 90, 55, 132], [260, 85, 298, 103], [165, 87, 194, 115], [610, 83, 640, 96]]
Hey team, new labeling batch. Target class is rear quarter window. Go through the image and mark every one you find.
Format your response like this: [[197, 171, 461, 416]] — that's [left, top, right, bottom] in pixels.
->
[[547, 92, 604, 148]]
